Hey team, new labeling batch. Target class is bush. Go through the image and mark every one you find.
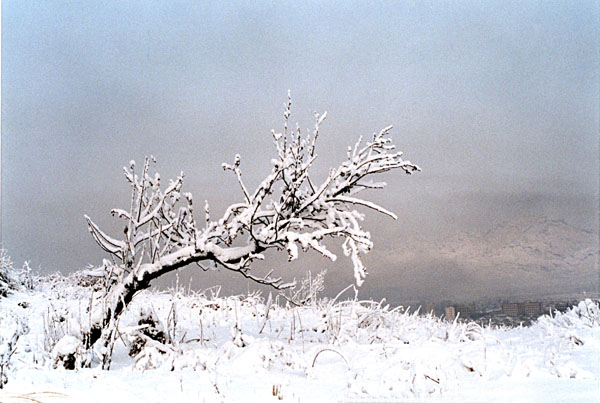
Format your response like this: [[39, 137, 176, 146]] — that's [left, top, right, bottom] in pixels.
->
[[0, 250, 18, 297]]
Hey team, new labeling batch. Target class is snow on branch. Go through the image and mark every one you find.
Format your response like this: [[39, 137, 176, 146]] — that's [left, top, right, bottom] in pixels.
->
[[86, 95, 419, 291]]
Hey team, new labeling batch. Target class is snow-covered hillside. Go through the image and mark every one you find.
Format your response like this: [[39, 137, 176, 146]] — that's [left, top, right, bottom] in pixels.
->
[[386, 216, 599, 300], [0, 273, 598, 402], [440, 216, 597, 274]]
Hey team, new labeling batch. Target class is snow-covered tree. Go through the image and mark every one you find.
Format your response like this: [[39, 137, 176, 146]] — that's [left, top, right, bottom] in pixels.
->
[[82, 93, 420, 366], [0, 249, 16, 298]]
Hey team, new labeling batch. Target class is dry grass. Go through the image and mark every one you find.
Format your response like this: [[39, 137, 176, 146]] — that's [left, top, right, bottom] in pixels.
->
[[0, 391, 69, 402]]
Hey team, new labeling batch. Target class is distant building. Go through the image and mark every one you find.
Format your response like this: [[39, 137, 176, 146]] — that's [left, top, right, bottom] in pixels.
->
[[502, 303, 520, 316], [519, 302, 542, 316], [454, 303, 474, 319], [502, 302, 542, 316], [444, 304, 474, 320], [445, 306, 456, 319]]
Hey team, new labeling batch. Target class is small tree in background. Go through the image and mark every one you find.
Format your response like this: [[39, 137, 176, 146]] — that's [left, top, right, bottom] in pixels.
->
[[82, 93, 420, 367], [0, 250, 16, 298]]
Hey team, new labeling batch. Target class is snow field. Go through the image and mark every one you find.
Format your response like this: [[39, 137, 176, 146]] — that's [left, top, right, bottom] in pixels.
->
[[0, 277, 598, 402]]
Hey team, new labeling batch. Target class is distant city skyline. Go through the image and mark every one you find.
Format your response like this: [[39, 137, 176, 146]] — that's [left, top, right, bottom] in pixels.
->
[[2, 1, 598, 301]]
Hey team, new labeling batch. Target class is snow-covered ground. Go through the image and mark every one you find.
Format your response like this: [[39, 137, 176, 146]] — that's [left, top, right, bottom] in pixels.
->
[[0, 275, 598, 402]]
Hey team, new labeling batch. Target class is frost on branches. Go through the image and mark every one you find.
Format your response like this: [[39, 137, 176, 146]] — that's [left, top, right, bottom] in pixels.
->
[[82, 93, 420, 365]]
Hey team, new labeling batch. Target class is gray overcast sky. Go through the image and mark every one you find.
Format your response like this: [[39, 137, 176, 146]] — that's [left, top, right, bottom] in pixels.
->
[[2, 1, 598, 301]]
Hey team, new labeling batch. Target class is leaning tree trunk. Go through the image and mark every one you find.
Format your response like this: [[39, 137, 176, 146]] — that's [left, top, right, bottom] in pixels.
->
[[84, 243, 265, 368]]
